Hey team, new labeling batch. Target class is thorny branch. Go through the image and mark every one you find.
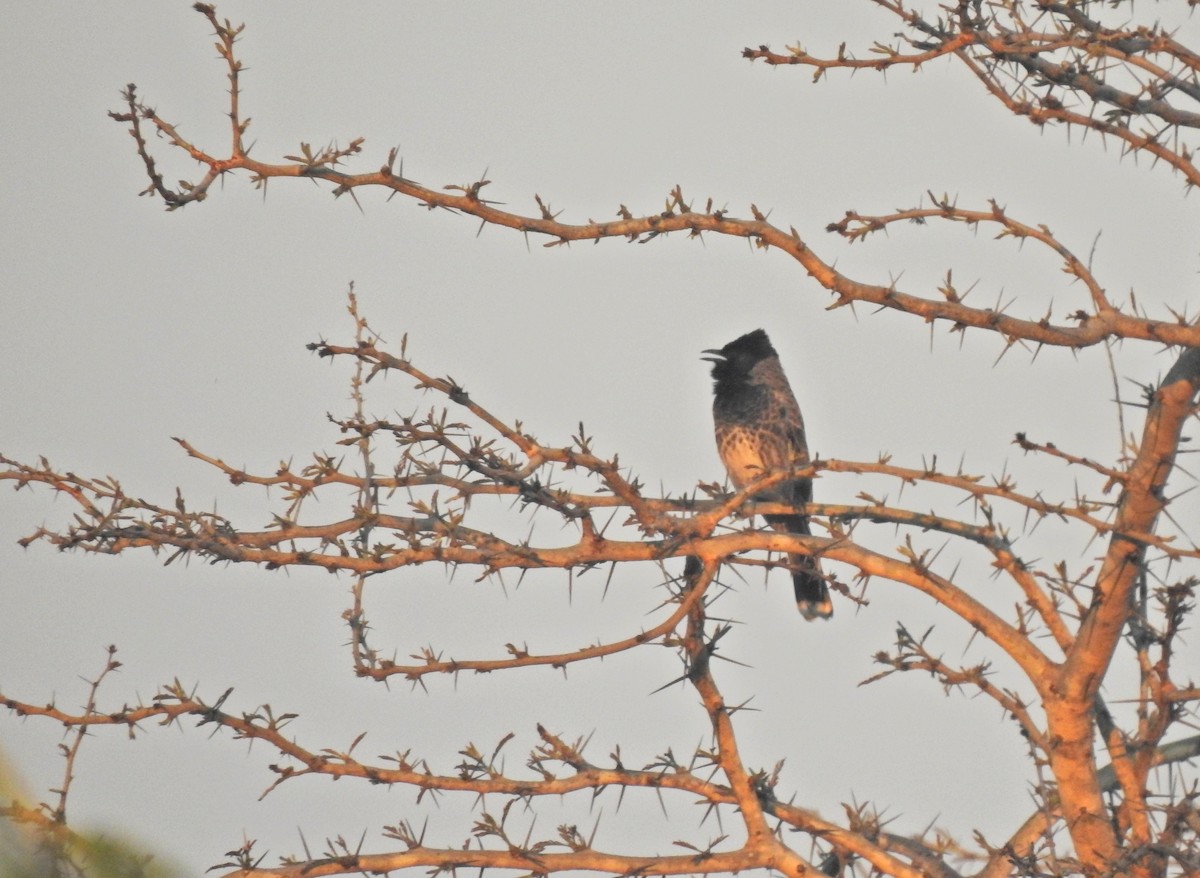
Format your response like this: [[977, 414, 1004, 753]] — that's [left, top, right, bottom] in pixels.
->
[[106, 6, 1200, 352], [746, 0, 1200, 190], [4, 292, 1199, 875], [3, 2, 1199, 876]]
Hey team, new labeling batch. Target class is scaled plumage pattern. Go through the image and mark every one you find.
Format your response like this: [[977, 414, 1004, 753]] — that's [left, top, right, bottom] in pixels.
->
[[704, 329, 831, 620]]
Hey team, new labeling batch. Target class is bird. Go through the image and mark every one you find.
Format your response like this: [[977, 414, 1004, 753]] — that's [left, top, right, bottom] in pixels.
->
[[703, 329, 832, 620]]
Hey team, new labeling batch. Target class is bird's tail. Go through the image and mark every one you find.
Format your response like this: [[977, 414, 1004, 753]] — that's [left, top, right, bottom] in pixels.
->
[[792, 565, 832, 621], [766, 513, 832, 621]]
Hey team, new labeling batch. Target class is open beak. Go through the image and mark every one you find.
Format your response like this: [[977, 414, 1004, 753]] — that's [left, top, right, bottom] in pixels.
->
[[701, 348, 725, 363]]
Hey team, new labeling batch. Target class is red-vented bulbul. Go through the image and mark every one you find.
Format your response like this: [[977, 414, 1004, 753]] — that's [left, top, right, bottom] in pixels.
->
[[703, 329, 831, 620]]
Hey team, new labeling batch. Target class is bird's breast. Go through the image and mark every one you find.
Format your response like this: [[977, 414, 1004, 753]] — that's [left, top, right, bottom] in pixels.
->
[[716, 427, 774, 490]]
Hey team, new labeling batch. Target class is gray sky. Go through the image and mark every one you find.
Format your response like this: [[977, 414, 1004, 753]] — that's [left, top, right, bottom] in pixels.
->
[[3, 3, 1199, 875]]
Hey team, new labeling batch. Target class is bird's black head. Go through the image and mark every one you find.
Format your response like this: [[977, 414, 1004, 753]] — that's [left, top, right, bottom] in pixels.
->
[[702, 329, 777, 383]]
